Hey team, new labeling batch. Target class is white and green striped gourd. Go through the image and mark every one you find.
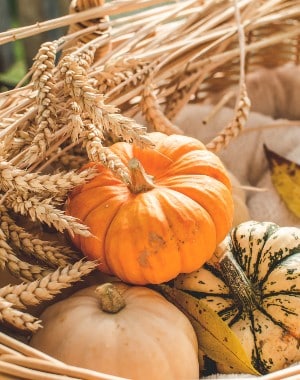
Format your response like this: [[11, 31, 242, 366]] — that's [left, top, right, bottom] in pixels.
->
[[175, 220, 300, 375]]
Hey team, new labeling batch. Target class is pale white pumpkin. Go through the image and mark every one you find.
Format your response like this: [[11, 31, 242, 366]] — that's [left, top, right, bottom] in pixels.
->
[[30, 282, 200, 380]]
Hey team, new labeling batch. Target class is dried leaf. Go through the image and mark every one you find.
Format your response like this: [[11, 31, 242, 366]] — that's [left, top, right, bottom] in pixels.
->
[[157, 284, 260, 376], [264, 144, 300, 218]]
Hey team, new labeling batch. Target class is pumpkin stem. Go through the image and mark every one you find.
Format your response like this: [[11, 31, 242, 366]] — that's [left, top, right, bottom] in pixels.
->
[[128, 157, 155, 193], [95, 283, 126, 313], [219, 252, 261, 312]]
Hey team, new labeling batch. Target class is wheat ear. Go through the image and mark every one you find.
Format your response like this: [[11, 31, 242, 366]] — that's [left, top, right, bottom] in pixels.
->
[[25, 41, 60, 165], [206, 85, 251, 152], [0, 159, 97, 197], [60, 53, 152, 147], [0, 260, 97, 310], [0, 208, 79, 268], [96, 57, 153, 98], [141, 81, 183, 134], [206, 0, 251, 152], [0, 297, 41, 332], [0, 226, 53, 283], [6, 193, 91, 238], [83, 121, 132, 184], [1, 250, 52, 283]]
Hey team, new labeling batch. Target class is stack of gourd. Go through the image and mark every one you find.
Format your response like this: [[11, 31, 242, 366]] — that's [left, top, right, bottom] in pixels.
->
[[30, 132, 300, 379], [30, 131, 234, 379], [0, 0, 299, 379]]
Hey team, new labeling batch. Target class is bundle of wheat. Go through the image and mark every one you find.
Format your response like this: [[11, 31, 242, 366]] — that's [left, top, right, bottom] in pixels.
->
[[0, 0, 299, 379]]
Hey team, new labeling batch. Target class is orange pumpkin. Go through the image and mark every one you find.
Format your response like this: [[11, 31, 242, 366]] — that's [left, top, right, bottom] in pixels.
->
[[66, 132, 234, 284]]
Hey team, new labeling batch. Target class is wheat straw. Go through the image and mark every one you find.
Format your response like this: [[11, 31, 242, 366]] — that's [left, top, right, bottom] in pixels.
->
[[206, 0, 251, 151], [0, 1, 299, 378], [0, 260, 97, 309]]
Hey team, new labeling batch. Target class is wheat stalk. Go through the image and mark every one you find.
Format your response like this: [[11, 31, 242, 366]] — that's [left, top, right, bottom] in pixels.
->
[[68, 0, 112, 61], [206, 85, 251, 152], [0, 207, 78, 268], [141, 82, 183, 134], [0, 260, 97, 310], [5, 193, 91, 238], [0, 0, 298, 338], [24, 41, 61, 166], [83, 121, 132, 184], [206, 0, 251, 152], [0, 159, 97, 197], [0, 225, 55, 283], [56, 151, 88, 170], [95, 57, 154, 100], [4, 253, 51, 283], [60, 52, 152, 148], [0, 297, 41, 332]]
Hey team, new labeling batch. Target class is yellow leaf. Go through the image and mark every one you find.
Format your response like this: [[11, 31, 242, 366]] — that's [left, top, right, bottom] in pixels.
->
[[157, 284, 260, 376], [264, 144, 300, 218]]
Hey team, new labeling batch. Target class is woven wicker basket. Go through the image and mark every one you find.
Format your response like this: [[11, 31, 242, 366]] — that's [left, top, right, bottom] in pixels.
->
[[0, 0, 300, 379]]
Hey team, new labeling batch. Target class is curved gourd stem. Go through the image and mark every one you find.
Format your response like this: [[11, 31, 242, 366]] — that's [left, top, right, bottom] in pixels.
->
[[219, 252, 260, 312], [95, 283, 126, 313], [128, 157, 155, 193]]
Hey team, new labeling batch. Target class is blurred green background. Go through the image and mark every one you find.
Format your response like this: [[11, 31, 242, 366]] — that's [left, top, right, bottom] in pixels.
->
[[0, 0, 69, 90], [0, 0, 171, 91]]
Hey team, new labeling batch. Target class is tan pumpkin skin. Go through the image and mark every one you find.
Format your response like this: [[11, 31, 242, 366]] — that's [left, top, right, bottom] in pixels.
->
[[66, 132, 234, 285], [30, 283, 200, 380]]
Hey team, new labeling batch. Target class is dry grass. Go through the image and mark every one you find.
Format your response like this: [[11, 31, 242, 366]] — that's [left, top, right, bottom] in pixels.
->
[[0, 0, 299, 378]]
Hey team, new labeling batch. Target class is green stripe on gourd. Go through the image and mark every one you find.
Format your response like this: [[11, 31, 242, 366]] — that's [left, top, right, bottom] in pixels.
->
[[175, 220, 300, 375], [230, 221, 278, 283]]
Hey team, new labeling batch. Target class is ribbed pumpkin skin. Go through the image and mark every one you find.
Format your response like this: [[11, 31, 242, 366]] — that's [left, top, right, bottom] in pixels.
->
[[66, 132, 233, 285], [175, 220, 300, 374]]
